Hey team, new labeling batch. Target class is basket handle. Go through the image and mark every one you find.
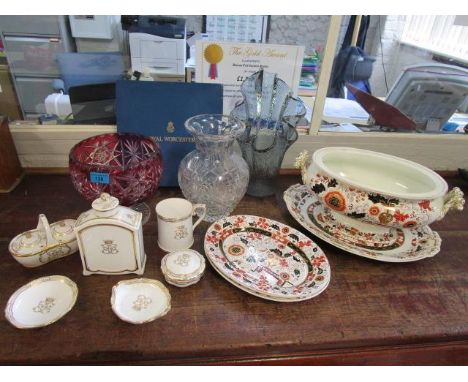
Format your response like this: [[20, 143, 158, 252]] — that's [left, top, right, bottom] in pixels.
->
[[36, 214, 57, 246]]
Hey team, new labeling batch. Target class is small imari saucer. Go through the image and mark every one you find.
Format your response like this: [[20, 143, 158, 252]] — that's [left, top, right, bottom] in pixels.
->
[[204, 215, 331, 302], [284, 184, 441, 262], [111, 279, 171, 324], [5, 275, 78, 329]]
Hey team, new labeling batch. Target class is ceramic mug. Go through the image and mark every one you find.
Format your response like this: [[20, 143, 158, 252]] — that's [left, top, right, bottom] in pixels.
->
[[155, 198, 206, 252]]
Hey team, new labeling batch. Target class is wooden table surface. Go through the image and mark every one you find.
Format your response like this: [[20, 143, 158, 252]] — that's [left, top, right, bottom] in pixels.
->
[[0, 174, 467, 365]]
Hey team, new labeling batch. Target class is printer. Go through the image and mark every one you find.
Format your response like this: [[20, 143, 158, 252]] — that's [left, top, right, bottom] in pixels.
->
[[124, 16, 186, 76]]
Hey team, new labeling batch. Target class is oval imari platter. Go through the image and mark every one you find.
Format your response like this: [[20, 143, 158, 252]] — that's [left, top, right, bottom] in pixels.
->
[[283, 184, 441, 262], [204, 215, 331, 302]]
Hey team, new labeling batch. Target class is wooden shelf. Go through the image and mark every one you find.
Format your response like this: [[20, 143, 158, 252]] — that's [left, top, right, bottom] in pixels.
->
[[0, 174, 467, 365]]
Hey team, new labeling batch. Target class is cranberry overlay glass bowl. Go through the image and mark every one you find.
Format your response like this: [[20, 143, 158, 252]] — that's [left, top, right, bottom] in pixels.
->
[[69, 133, 163, 207]]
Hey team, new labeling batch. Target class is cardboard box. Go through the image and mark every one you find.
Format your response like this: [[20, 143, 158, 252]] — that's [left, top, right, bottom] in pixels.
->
[[0, 64, 22, 120]]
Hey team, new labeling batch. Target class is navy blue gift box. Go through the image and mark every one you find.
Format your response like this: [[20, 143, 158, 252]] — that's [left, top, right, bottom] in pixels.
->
[[116, 80, 223, 187]]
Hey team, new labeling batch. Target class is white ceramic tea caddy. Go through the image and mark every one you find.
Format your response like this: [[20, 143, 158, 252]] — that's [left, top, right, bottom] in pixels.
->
[[161, 249, 206, 287], [9, 214, 78, 268], [74, 193, 146, 275]]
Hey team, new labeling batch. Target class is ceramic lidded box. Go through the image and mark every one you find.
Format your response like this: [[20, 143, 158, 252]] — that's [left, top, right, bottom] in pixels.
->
[[161, 249, 206, 287], [74, 193, 146, 275]]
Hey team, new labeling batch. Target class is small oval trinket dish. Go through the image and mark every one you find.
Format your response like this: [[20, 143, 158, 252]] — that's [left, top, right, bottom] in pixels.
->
[[111, 279, 171, 324], [5, 275, 78, 329], [9, 214, 78, 268]]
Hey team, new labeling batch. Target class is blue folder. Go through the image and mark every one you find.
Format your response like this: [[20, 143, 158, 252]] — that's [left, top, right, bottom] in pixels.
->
[[115, 80, 223, 187]]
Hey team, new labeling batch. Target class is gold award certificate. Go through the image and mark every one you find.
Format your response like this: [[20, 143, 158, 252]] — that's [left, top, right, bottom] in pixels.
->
[[196, 41, 304, 114]]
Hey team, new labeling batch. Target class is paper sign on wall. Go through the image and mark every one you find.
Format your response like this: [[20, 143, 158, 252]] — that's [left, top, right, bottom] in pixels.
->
[[195, 41, 304, 114]]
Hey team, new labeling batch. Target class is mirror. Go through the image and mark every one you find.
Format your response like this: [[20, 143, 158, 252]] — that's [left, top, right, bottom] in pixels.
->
[[0, 15, 466, 136]]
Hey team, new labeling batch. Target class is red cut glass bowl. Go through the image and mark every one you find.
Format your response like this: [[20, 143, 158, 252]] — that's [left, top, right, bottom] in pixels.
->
[[69, 133, 163, 206]]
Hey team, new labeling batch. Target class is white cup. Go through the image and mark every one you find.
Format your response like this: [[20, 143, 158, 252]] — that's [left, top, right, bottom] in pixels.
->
[[155, 198, 206, 252]]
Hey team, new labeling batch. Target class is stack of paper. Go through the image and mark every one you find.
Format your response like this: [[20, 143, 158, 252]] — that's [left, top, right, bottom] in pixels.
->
[[321, 98, 370, 125]]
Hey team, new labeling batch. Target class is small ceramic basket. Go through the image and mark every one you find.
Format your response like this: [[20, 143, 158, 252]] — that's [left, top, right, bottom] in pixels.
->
[[9, 214, 78, 268]]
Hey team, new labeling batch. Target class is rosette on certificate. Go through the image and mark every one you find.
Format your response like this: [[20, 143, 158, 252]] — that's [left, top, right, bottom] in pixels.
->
[[204, 43, 224, 80]]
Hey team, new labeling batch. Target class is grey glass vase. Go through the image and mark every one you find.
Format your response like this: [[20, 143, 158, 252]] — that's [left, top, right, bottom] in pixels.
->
[[178, 114, 249, 222], [231, 70, 306, 197]]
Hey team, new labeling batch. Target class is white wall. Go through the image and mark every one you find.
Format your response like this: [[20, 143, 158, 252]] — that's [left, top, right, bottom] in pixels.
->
[[268, 15, 331, 54], [177, 15, 333, 55], [74, 16, 125, 53]]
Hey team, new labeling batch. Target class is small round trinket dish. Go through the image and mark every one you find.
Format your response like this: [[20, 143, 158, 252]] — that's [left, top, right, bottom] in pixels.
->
[[5, 275, 78, 329], [9, 214, 78, 268], [111, 279, 171, 324], [161, 249, 206, 287]]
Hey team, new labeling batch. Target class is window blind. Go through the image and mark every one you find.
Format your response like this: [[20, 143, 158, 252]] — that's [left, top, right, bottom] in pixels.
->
[[401, 15, 468, 62]]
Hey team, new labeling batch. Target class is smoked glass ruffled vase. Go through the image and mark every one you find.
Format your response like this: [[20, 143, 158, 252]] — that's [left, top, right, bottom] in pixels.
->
[[231, 70, 306, 197], [178, 114, 249, 222]]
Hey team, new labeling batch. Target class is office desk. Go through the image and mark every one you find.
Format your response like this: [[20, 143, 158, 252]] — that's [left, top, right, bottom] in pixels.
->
[[0, 175, 467, 365]]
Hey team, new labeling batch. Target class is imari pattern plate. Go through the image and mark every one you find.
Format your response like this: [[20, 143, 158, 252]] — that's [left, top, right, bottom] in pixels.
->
[[204, 215, 331, 302], [284, 184, 441, 263]]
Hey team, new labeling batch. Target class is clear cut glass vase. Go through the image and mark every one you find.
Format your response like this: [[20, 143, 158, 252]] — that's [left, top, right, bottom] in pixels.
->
[[178, 114, 249, 222]]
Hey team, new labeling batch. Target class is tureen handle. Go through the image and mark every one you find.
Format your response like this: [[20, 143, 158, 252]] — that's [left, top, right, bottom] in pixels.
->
[[441, 187, 465, 218], [294, 150, 311, 184], [36, 214, 57, 246]]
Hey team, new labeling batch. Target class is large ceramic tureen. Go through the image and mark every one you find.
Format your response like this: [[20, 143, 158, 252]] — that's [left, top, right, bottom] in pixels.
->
[[295, 147, 464, 230]]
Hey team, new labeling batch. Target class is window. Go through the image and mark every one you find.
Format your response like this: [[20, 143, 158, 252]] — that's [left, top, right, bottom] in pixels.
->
[[400, 15, 468, 63], [4, 15, 468, 172]]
